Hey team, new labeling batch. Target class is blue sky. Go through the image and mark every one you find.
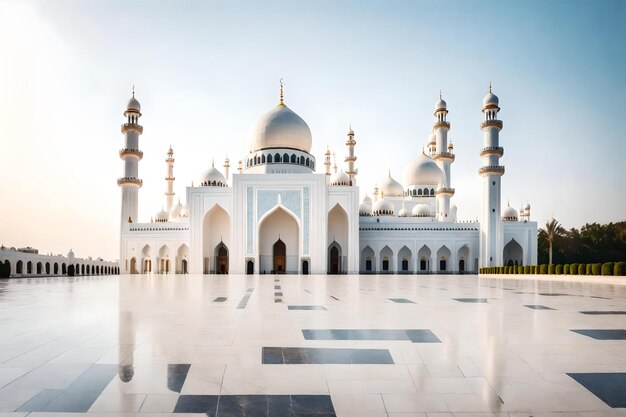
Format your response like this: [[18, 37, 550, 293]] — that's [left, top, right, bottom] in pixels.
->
[[0, 0, 624, 260]]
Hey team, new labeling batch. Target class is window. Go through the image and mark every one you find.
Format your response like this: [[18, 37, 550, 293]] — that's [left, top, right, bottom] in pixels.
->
[[430, 188, 435, 196], [267, 154, 273, 163], [283, 153, 289, 163], [275, 153, 281, 163], [261, 154, 266, 163], [417, 189, 422, 196], [290, 154, 296, 163]]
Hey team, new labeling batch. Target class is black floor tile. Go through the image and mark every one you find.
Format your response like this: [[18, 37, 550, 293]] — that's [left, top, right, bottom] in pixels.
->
[[571, 329, 626, 340], [43, 389, 103, 412], [524, 305, 556, 310], [217, 395, 269, 416], [16, 389, 63, 412], [288, 305, 327, 310], [580, 311, 626, 315], [388, 298, 416, 303], [167, 363, 191, 393], [453, 298, 488, 303], [262, 347, 393, 364], [568, 373, 626, 407], [175, 395, 219, 414], [213, 297, 227, 302], [302, 329, 440, 343]]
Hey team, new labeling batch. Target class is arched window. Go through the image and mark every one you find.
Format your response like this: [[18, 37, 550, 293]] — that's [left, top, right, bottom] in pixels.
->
[[306, 157, 310, 166], [275, 153, 281, 163], [290, 154, 296, 163], [423, 188, 428, 195], [430, 188, 435, 196], [267, 154, 272, 163], [262, 154, 266, 163], [283, 153, 289, 163], [417, 189, 422, 196]]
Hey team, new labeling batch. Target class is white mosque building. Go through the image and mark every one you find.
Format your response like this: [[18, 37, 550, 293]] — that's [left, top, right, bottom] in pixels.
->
[[118, 83, 537, 275]]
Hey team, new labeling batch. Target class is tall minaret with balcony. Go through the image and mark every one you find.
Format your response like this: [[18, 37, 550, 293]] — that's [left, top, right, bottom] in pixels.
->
[[118, 88, 143, 227], [344, 126, 357, 185], [165, 146, 175, 214], [479, 83, 505, 268], [432, 93, 455, 221], [324, 147, 331, 184]]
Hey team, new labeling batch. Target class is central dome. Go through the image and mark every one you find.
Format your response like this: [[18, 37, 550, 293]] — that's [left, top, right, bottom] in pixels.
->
[[247, 104, 312, 153], [403, 151, 444, 186]]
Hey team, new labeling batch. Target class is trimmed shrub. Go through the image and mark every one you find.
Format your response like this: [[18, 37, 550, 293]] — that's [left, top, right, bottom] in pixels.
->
[[578, 264, 586, 275], [591, 263, 601, 276], [586, 264, 592, 275], [564, 264, 570, 275], [556, 264, 563, 275], [518, 265, 524, 274], [539, 264, 547, 274], [533, 265, 538, 274], [548, 264, 555, 275], [571, 263, 578, 275], [524, 265, 530, 274], [602, 262, 614, 276], [614, 262, 626, 276]]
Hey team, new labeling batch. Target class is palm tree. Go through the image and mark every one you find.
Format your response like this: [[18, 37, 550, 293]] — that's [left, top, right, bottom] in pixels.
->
[[542, 218, 565, 265]]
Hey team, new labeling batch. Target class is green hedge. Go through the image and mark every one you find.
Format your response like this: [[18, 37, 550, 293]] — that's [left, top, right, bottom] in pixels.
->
[[524, 265, 530, 274], [615, 262, 626, 276], [539, 264, 547, 274], [548, 264, 555, 274], [479, 262, 626, 276], [564, 264, 570, 274], [571, 263, 579, 275], [556, 264, 563, 275], [602, 262, 615, 276], [586, 264, 592, 275], [592, 263, 601, 275], [578, 264, 586, 275]]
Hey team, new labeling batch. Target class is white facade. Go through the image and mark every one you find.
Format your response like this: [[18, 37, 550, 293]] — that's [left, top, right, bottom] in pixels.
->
[[119, 84, 537, 275]]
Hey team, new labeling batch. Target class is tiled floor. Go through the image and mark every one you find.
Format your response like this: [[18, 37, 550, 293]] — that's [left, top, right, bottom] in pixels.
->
[[1, 274, 626, 416]]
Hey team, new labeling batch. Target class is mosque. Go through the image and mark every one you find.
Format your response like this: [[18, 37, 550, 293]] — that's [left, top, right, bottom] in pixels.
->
[[118, 83, 537, 275]]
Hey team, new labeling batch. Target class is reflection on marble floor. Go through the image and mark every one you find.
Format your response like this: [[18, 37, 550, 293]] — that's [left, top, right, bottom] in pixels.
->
[[0, 274, 626, 416]]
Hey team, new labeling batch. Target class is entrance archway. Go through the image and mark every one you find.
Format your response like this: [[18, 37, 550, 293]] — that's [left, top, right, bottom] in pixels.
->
[[418, 245, 432, 272], [203, 205, 231, 274], [328, 241, 341, 274], [130, 257, 137, 274], [458, 245, 469, 274], [436, 245, 451, 273], [142, 245, 152, 273], [503, 239, 523, 267], [398, 246, 412, 273], [181, 259, 188, 274], [258, 206, 299, 274], [176, 244, 189, 274], [0, 260, 10, 277], [273, 239, 286, 274], [380, 246, 393, 273], [302, 259, 309, 275], [246, 259, 254, 275], [361, 246, 375, 272], [215, 243, 229, 274]]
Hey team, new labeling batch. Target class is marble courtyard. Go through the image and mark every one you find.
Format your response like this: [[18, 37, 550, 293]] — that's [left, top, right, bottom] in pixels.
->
[[1, 274, 625, 416]]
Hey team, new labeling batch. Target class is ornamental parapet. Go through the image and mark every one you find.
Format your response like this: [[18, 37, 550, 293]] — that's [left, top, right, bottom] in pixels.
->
[[436, 187, 455, 195], [433, 120, 450, 130], [121, 123, 144, 134], [117, 177, 143, 187], [433, 151, 455, 161], [478, 165, 505, 176], [119, 148, 143, 160], [479, 146, 504, 157], [480, 119, 503, 130]]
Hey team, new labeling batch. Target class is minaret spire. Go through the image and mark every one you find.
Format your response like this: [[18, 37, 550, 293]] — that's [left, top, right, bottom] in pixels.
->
[[345, 125, 357, 185], [279, 78, 285, 106], [165, 146, 175, 214]]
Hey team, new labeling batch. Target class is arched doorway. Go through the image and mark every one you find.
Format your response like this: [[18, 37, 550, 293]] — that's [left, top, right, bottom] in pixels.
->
[[0, 260, 10, 278], [203, 205, 231, 274], [142, 245, 152, 273], [328, 241, 341, 274], [62, 264, 66, 275], [457, 245, 469, 274], [176, 244, 189, 274], [81, 264, 85, 275], [158, 245, 170, 274], [503, 239, 523, 266], [418, 245, 432, 272], [215, 243, 229, 274], [380, 246, 393, 273], [17, 260, 23, 274], [181, 259, 188, 274], [361, 246, 375, 272], [302, 259, 309, 275], [398, 246, 412, 273], [68, 265, 75, 276], [273, 239, 286, 274], [246, 260, 254, 275], [437, 245, 451, 273], [27, 261, 32, 274], [258, 206, 299, 275], [130, 257, 137, 274], [328, 204, 349, 273]]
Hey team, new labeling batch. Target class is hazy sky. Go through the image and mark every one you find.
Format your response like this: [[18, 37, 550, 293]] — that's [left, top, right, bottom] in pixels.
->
[[1, 0, 624, 261]]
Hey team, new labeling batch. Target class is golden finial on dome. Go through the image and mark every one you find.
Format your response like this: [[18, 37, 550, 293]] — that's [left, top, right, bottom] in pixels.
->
[[489, 81, 492, 93], [132, 85, 135, 97], [439, 90, 442, 99], [279, 78, 285, 106]]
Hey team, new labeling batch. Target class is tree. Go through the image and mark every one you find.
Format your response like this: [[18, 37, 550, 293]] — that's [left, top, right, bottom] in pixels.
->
[[540, 218, 565, 265]]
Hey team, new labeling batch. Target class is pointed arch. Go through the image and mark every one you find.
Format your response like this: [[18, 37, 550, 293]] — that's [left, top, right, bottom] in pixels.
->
[[436, 245, 451, 272], [176, 243, 189, 274], [503, 239, 523, 267], [214, 242, 228, 274], [203, 204, 231, 274], [398, 245, 412, 273], [457, 245, 469, 274], [380, 245, 393, 273], [361, 245, 375, 273], [328, 240, 342, 274], [328, 203, 349, 274], [258, 205, 300, 274], [158, 245, 171, 274], [142, 244, 152, 273]]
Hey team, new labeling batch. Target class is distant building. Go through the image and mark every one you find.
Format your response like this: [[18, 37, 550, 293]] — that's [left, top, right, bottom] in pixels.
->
[[119, 83, 537, 275]]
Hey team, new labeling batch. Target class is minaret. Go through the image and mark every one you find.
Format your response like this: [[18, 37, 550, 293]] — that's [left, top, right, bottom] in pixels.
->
[[479, 83, 505, 268], [324, 147, 331, 183], [332, 152, 338, 174], [224, 155, 230, 183], [118, 87, 143, 226], [237, 160, 243, 174], [432, 92, 455, 221], [165, 146, 175, 214], [345, 125, 357, 186]]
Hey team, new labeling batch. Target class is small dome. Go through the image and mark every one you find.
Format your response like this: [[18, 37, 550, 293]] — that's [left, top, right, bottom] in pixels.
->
[[403, 151, 444, 187], [380, 172, 404, 197], [363, 194, 372, 205], [201, 164, 227, 187], [435, 97, 447, 111], [502, 205, 519, 221], [247, 104, 312, 153], [347, 126, 354, 136], [412, 203, 432, 217], [330, 170, 350, 186], [372, 197, 394, 216], [155, 208, 168, 222], [448, 142, 454, 150], [359, 197, 372, 215], [483, 92, 499, 108], [127, 95, 141, 112]]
